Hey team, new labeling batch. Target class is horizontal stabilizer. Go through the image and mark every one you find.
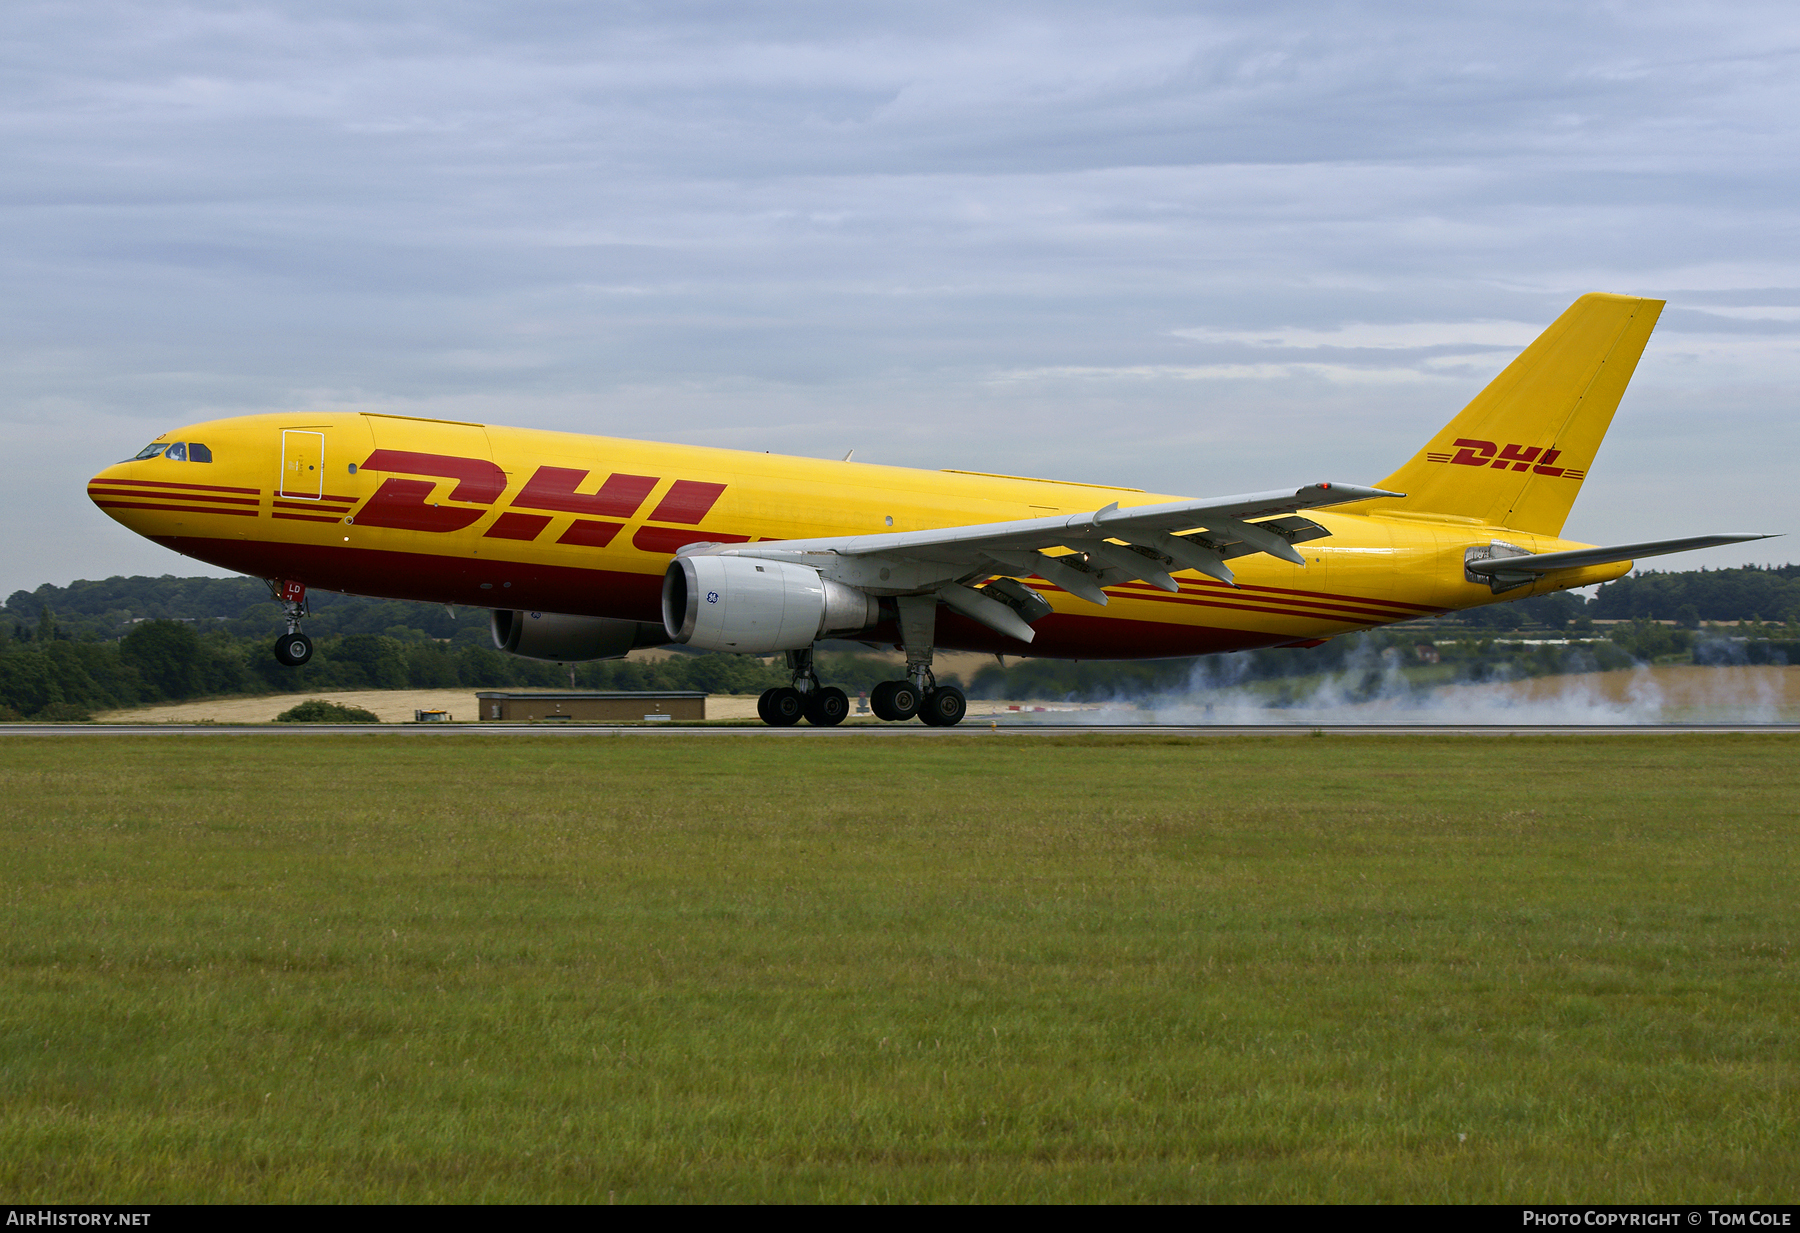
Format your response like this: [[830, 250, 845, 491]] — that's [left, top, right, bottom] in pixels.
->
[[1466, 534, 1777, 578]]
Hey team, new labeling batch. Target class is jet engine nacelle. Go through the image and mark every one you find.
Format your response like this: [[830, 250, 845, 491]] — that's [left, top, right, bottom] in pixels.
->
[[491, 610, 668, 662], [662, 555, 880, 653]]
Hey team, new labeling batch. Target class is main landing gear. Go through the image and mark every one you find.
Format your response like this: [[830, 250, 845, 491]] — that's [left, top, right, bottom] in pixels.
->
[[754, 595, 969, 728], [867, 677, 967, 726], [269, 579, 314, 667], [865, 593, 968, 725], [757, 646, 849, 727]]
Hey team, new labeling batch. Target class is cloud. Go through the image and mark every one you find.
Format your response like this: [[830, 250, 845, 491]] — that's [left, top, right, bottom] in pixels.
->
[[992, 362, 1455, 384], [3, 1, 1799, 591]]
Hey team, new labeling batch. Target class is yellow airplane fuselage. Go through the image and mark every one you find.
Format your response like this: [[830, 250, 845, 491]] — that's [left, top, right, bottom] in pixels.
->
[[87, 410, 1624, 659]]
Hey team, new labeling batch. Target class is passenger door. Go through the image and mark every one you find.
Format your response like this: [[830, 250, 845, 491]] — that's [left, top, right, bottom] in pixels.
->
[[280, 429, 326, 500]]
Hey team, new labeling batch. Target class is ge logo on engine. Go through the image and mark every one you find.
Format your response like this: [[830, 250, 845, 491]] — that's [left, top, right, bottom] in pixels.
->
[[706, 591, 720, 604]]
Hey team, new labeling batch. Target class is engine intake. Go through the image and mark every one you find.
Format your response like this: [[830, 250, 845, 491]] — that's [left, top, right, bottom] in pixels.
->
[[662, 556, 879, 653], [490, 610, 668, 662]]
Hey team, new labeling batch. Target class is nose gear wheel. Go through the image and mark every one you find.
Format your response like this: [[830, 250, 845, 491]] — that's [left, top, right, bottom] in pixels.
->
[[273, 632, 314, 667]]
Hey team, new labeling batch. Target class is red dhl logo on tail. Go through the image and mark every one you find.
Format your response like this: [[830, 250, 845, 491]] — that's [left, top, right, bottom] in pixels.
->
[[1423, 440, 1586, 480], [347, 450, 746, 551]]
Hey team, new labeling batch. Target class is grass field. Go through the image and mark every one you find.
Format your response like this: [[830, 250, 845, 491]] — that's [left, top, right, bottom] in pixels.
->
[[1, 734, 1795, 1202]]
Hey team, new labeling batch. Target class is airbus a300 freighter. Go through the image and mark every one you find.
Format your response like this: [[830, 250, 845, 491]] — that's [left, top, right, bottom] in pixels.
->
[[89, 294, 1768, 726]]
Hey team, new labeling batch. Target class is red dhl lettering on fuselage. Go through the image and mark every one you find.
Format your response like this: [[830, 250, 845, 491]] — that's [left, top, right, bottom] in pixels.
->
[[347, 449, 747, 552], [1421, 439, 1587, 479]]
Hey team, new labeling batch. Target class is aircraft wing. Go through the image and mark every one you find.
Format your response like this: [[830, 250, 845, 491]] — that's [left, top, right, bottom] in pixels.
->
[[703, 483, 1400, 634], [1466, 533, 1777, 583]]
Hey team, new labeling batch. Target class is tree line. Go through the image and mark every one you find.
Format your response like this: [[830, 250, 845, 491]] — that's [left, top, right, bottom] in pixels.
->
[[1585, 563, 1800, 625], [0, 613, 807, 721], [2, 565, 1796, 718]]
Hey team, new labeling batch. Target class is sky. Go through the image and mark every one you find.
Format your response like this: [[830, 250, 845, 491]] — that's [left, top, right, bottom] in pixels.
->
[[5, 1, 1798, 597]]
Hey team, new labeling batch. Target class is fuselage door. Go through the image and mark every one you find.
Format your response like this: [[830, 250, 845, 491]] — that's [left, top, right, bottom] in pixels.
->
[[280, 430, 325, 499]]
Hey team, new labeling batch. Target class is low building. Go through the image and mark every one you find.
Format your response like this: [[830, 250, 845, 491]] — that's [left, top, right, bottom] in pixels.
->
[[475, 690, 707, 723]]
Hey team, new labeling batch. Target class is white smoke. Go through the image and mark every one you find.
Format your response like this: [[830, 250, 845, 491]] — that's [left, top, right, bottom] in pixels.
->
[[1003, 636, 1791, 725]]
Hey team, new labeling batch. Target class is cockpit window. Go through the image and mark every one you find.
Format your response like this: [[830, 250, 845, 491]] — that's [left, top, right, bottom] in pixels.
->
[[125, 441, 213, 463]]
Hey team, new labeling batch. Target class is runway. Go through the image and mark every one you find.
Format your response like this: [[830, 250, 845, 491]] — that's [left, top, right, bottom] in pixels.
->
[[7, 722, 1800, 737]]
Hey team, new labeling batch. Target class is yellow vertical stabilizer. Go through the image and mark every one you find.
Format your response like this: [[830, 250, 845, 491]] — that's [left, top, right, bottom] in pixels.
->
[[1368, 293, 1664, 536]]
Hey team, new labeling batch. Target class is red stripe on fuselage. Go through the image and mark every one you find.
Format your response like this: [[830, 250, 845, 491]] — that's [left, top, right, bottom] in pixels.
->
[[93, 500, 258, 517], [90, 486, 259, 508], [1112, 588, 1440, 626], [275, 499, 351, 512], [1184, 577, 1442, 614], [90, 478, 260, 495], [1108, 581, 1435, 624]]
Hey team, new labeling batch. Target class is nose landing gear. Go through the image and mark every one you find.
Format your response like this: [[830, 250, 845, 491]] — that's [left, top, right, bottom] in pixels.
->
[[274, 631, 314, 667], [268, 579, 314, 667]]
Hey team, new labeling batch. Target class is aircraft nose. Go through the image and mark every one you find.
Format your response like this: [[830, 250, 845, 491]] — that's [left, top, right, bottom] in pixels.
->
[[87, 461, 139, 523]]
